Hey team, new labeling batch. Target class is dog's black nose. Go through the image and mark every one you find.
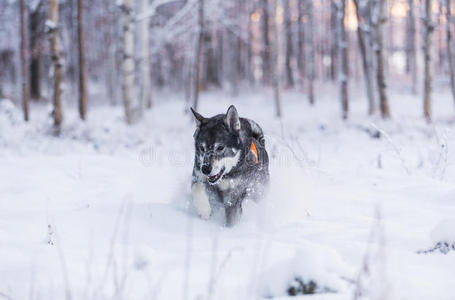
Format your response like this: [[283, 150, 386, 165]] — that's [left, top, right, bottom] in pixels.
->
[[201, 165, 211, 175]]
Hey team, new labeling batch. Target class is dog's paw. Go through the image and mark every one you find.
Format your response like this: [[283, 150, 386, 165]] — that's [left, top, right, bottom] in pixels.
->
[[198, 207, 211, 220], [192, 182, 211, 220]]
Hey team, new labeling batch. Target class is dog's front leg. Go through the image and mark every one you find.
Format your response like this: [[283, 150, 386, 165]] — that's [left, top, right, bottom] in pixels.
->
[[225, 199, 242, 227], [192, 182, 211, 219]]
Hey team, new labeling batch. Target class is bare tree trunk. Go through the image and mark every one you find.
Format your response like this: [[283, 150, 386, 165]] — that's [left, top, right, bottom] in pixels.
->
[[423, 0, 433, 122], [184, 54, 193, 107], [120, 0, 136, 124], [336, 0, 349, 119], [192, 0, 204, 111], [272, 0, 281, 117], [77, 0, 87, 120], [372, 0, 390, 119], [305, 0, 315, 104], [140, 0, 151, 111], [261, 0, 271, 85], [49, 0, 64, 128], [297, 0, 305, 86], [229, 31, 240, 96], [407, 0, 418, 94], [330, 1, 338, 82], [106, 0, 118, 106], [283, 0, 294, 88], [204, 32, 219, 87], [29, 2, 43, 101], [353, 0, 375, 115], [437, 5, 444, 74], [216, 31, 224, 86], [445, 0, 455, 106], [20, 0, 30, 121], [246, 1, 254, 85]]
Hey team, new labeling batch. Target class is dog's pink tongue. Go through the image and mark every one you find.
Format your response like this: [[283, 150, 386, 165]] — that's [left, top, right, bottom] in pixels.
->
[[209, 171, 221, 181]]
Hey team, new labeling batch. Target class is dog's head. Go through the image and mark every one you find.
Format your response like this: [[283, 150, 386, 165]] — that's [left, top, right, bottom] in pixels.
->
[[191, 105, 242, 185]]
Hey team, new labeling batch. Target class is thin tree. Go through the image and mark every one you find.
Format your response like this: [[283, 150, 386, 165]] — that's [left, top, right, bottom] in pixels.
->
[[272, 0, 281, 117], [139, 0, 151, 111], [246, 0, 254, 85], [192, 0, 204, 111], [335, 0, 349, 119], [423, 0, 434, 122], [29, 0, 43, 101], [353, 0, 375, 115], [305, 0, 315, 104], [106, 0, 118, 106], [261, 0, 271, 85], [77, 0, 87, 120], [20, 0, 29, 121], [407, 0, 418, 94], [120, 0, 136, 124], [445, 0, 455, 106], [297, 0, 305, 86], [372, 0, 390, 119], [330, 1, 338, 81], [49, 0, 64, 128], [283, 0, 294, 88]]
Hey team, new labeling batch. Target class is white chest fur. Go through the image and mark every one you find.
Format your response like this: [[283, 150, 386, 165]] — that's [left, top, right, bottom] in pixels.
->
[[217, 177, 238, 191]]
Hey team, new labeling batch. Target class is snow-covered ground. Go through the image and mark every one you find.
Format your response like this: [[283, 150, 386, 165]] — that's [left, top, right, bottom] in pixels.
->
[[1, 87, 455, 300]]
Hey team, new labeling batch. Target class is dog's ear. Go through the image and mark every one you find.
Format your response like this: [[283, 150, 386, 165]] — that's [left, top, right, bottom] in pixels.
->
[[225, 105, 240, 132], [190, 107, 206, 127]]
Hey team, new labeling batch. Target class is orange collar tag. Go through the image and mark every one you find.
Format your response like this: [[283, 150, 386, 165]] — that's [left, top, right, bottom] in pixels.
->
[[250, 141, 259, 164]]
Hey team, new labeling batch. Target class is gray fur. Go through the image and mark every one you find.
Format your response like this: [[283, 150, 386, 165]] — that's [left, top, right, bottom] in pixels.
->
[[191, 105, 269, 226]]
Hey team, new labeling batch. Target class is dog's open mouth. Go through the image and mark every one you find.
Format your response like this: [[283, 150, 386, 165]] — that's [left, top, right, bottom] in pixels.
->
[[207, 167, 225, 184]]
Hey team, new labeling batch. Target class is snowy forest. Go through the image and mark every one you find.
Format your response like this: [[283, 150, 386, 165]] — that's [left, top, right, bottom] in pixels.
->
[[3, 0, 455, 123], [1, 0, 455, 299]]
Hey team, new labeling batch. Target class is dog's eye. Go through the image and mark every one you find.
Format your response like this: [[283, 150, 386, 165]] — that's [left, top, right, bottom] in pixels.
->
[[199, 145, 206, 152], [216, 145, 225, 152]]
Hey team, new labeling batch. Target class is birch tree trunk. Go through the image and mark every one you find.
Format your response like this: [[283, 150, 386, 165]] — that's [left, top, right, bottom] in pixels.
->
[[272, 0, 281, 117], [445, 0, 455, 106], [120, 0, 136, 124], [423, 0, 433, 122], [283, 0, 294, 88], [305, 0, 315, 104], [407, 0, 418, 94], [77, 0, 87, 120], [106, 0, 118, 106], [353, 0, 375, 115], [261, 0, 271, 85], [192, 0, 204, 111], [372, 0, 390, 119], [49, 0, 64, 128], [140, 0, 151, 111], [337, 0, 349, 119], [20, 0, 30, 121]]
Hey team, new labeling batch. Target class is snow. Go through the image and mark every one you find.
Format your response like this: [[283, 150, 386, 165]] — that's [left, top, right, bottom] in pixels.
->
[[260, 244, 354, 297], [431, 219, 455, 244], [45, 19, 56, 30], [1, 87, 455, 299]]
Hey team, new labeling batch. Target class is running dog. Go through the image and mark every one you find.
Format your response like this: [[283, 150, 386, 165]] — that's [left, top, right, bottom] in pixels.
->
[[190, 105, 269, 226]]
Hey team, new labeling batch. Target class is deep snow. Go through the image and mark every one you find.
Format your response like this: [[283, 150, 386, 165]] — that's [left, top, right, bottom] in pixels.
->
[[1, 87, 455, 300]]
